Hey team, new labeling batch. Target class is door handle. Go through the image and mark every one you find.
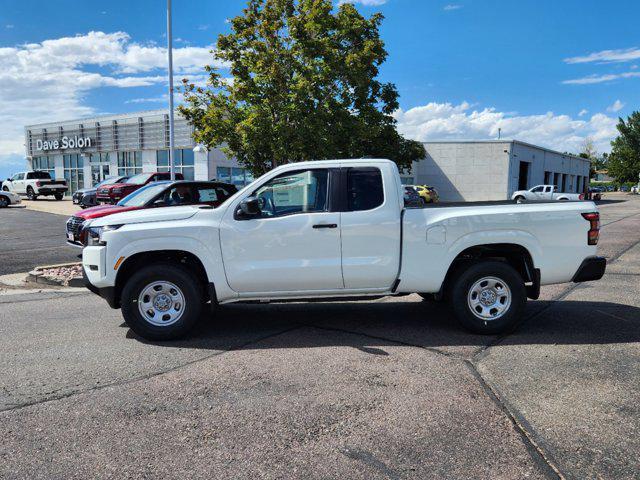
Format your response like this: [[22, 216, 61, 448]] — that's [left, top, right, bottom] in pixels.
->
[[312, 223, 337, 229]]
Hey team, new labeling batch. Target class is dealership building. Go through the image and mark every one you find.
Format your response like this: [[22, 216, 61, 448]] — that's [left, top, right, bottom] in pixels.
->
[[24, 110, 590, 201], [24, 110, 254, 196]]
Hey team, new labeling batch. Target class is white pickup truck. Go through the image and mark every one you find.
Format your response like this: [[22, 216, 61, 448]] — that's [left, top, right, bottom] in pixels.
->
[[82, 159, 606, 340], [511, 185, 584, 202], [2, 171, 68, 200]]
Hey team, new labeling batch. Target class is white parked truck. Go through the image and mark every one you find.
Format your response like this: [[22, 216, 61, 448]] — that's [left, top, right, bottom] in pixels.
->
[[82, 159, 606, 340], [511, 185, 584, 202], [2, 171, 68, 200]]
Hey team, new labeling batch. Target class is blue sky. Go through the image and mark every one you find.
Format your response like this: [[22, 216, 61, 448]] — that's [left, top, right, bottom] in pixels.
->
[[0, 0, 639, 179]]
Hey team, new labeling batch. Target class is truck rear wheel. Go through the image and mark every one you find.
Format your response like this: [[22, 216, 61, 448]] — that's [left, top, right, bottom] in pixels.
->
[[121, 263, 203, 341], [27, 186, 37, 200], [54, 193, 64, 200], [449, 261, 526, 335]]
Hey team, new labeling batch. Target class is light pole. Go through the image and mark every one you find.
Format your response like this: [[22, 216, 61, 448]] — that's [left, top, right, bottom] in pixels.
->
[[167, 0, 176, 180]]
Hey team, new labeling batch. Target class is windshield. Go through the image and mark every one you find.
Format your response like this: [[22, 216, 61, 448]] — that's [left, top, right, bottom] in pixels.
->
[[126, 173, 154, 185], [117, 183, 168, 207]]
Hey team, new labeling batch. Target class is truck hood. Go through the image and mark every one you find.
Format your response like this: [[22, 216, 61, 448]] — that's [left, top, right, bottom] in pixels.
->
[[90, 205, 201, 227], [98, 182, 130, 191]]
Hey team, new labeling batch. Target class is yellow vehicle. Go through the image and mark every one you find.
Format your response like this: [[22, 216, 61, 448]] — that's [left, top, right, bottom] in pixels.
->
[[413, 185, 439, 204]]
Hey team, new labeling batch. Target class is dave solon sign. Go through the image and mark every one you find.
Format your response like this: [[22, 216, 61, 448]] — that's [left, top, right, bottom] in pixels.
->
[[36, 136, 92, 152]]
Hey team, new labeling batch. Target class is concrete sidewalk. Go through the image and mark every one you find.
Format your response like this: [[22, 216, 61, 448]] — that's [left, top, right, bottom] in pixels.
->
[[21, 198, 79, 216]]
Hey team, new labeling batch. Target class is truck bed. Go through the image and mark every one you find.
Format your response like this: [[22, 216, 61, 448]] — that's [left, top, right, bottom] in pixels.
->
[[411, 199, 584, 208]]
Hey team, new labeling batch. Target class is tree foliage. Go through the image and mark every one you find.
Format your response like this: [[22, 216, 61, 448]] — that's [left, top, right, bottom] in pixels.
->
[[607, 111, 640, 183], [179, 0, 425, 176]]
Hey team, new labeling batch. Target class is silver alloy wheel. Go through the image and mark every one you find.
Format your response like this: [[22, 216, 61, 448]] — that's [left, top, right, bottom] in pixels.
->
[[467, 276, 512, 321], [137, 281, 185, 327]]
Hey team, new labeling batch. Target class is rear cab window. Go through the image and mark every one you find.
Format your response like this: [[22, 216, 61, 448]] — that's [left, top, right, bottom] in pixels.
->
[[346, 167, 384, 211]]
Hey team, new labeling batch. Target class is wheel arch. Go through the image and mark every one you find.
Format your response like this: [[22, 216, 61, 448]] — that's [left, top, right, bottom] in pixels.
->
[[440, 243, 539, 300], [114, 250, 213, 309]]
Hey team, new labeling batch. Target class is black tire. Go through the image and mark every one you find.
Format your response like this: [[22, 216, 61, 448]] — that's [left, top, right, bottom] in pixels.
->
[[2, 186, 8, 191], [420, 197, 427, 206], [514, 196, 525, 203], [54, 193, 64, 200], [449, 261, 526, 335], [27, 186, 37, 200], [0, 196, 8, 208], [121, 263, 204, 341]]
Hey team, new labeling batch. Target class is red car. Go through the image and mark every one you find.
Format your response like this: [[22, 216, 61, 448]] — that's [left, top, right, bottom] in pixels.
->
[[66, 180, 237, 246], [96, 171, 184, 204]]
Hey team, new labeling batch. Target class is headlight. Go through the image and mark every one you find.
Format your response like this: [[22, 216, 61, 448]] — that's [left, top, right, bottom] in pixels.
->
[[86, 224, 123, 246]]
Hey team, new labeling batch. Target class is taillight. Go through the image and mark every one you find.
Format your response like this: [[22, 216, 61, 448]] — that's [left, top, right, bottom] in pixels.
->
[[36, 181, 41, 187], [579, 193, 584, 200], [582, 212, 600, 245]]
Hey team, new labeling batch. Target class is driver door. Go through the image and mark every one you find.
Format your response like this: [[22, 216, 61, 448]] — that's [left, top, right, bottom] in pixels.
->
[[12, 173, 26, 194], [530, 186, 545, 199], [219, 167, 343, 294]]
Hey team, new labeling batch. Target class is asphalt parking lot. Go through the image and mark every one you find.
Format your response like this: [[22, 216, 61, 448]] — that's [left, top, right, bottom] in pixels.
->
[[0, 207, 79, 275], [1, 194, 639, 479]]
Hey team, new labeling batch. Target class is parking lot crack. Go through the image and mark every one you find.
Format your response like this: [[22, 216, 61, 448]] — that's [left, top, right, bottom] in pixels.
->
[[464, 360, 565, 480]]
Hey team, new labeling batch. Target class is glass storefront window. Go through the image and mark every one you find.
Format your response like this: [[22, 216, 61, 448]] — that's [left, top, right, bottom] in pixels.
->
[[232, 168, 245, 186], [63, 154, 85, 195], [118, 151, 143, 176], [217, 167, 231, 183], [182, 149, 194, 166], [216, 166, 252, 186], [32, 156, 55, 178], [156, 149, 194, 179], [157, 150, 169, 171]]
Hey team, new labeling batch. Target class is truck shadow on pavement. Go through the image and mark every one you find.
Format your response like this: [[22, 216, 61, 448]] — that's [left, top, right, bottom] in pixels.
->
[[130, 298, 640, 353]]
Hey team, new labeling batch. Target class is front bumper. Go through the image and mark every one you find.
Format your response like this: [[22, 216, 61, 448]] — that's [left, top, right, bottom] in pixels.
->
[[83, 269, 118, 308], [572, 256, 607, 283]]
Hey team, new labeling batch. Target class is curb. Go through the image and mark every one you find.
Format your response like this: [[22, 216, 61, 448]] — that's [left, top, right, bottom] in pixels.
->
[[27, 262, 84, 288]]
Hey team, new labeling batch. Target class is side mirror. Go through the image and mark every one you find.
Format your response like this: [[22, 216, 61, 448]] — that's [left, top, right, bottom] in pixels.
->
[[239, 196, 261, 217]]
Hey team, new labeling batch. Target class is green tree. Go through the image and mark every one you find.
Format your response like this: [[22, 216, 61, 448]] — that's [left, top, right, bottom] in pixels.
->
[[608, 111, 640, 183], [179, 0, 425, 176]]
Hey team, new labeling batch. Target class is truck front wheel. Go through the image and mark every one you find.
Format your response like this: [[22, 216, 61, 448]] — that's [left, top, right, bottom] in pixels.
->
[[449, 261, 526, 335], [121, 263, 203, 341]]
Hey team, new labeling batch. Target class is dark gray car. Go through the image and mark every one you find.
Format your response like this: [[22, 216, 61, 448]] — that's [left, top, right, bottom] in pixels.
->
[[74, 176, 129, 208]]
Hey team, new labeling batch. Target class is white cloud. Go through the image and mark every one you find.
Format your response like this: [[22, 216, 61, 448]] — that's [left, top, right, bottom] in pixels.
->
[[607, 99, 625, 112], [394, 101, 618, 153], [564, 47, 640, 64], [443, 4, 462, 11], [578, 109, 588, 117], [5, 24, 14, 29], [0, 31, 222, 173], [562, 70, 640, 85]]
